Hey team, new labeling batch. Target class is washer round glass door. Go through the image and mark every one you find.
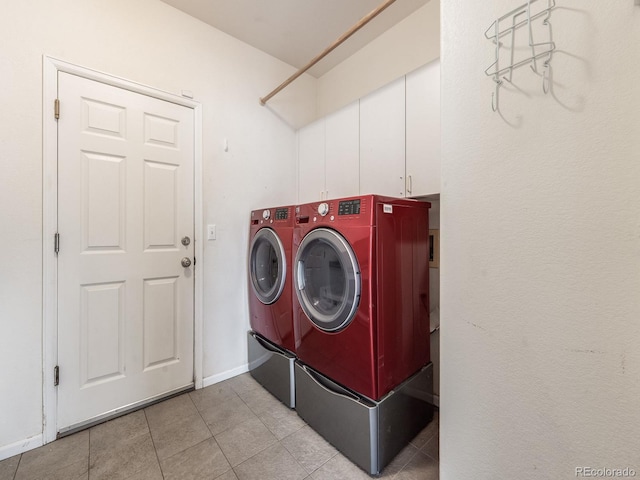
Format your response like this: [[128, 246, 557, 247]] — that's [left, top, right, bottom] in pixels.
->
[[294, 228, 360, 332], [249, 228, 286, 305]]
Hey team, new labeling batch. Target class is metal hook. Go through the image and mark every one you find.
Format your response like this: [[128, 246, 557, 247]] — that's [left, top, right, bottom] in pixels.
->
[[542, 60, 551, 93], [526, 0, 540, 74], [485, 0, 555, 112], [541, 0, 553, 25], [527, 0, 555, 75], [492, 78, 502, 112]]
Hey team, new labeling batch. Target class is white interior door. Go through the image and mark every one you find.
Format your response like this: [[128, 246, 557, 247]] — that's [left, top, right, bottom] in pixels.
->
[[56, 72, 195, 432]]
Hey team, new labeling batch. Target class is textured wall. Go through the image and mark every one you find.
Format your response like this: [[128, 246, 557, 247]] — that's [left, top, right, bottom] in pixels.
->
[[441, 1, 640, 478]]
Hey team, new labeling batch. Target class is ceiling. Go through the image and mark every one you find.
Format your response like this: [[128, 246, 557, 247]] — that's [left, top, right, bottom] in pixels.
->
[[159, 0, 430, 78]]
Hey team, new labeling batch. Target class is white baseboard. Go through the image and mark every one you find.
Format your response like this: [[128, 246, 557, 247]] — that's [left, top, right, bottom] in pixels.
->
[[202, 363, 249, 388], [0, 433, 44, 461]]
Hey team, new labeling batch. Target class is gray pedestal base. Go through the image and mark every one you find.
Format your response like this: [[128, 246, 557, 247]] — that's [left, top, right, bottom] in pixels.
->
[[247, 331, 296, 408], [294, 361, 434, 475]]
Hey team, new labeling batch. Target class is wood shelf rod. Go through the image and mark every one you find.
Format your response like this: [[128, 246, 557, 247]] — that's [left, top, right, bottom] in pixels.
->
[[259, 0, 398, 106]]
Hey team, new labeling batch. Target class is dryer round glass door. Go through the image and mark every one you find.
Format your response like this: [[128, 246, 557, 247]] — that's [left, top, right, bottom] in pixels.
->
[[294, 228, 361, 332], [250, 228, 286, 304]]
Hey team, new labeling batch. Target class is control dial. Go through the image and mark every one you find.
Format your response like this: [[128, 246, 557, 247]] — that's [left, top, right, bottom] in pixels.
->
[[262, 210, 271, 220], [317, 203, 329, 216]]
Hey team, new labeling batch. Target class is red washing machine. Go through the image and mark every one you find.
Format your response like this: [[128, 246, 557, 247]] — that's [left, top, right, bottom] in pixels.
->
[[292, 195, 431, 401], [248, 205, 295, 353]]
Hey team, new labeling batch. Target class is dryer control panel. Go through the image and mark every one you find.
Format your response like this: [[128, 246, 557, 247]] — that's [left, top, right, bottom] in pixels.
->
[[275, 208, 289, 220], [251, 206, 294, 227], [338, 199, 361, 216], [317, 203, 329, 216]]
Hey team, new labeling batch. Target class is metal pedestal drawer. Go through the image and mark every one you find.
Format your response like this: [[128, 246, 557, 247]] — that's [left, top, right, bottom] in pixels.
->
[[294, 361, 434, 475], [247, 331, 296, 408]]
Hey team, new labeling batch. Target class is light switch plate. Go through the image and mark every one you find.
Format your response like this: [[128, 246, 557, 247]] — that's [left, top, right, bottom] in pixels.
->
[[207, 224, 216, 240]]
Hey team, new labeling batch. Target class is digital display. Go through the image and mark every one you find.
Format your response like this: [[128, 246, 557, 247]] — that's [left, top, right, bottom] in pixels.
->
[[338, 199, 361, 216], [275, 208, 289, 220]]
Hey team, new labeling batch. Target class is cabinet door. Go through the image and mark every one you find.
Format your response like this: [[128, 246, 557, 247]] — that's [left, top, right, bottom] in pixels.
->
[[325, 101, 359, 200], [298, 118, 325, 203], [406, 60, 441, 196], [359, 77, 406, 197]]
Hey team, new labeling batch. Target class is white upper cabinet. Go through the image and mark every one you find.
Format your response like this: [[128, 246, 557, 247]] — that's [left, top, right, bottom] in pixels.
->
[[406, 60, 441, 197], [298, 102, 359, 203], [297, 118, 325, 203], [325, 101, 359, 200], [359, 77, 406, 198], [297, 60, 440, 201]]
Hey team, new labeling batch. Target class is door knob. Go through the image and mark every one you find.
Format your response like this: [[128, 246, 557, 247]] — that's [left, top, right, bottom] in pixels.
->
[[181, 257, 192, 268], [181, 236, 191, 246]]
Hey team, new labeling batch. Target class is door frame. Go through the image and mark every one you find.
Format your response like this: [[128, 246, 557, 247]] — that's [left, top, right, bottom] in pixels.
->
[[42, 56, 204, 443]]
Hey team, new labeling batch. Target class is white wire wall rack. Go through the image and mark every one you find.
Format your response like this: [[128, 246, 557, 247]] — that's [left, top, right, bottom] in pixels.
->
[[484, 0, 556, 112]]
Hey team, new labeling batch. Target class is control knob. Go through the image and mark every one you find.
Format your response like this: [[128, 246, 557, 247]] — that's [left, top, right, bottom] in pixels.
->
[[317, 203, 329, 216], [262, 210, 270, 220]]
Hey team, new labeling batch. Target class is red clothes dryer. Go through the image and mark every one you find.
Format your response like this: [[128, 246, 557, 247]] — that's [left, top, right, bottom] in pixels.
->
[[292, 195, 431, 401], [248, 205, 295, 353]]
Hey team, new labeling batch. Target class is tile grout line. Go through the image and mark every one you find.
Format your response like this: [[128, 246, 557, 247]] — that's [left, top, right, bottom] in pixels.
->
[[277, 426, 340, 477], [390, 446, 420, 480], [189, 390, 235, 479], [193, 390, 247, 438], [233, 376, 345, 478], [230, 378, 308, 477], [389, 450, 418, 480], [145, 394, 203, 433], [143, 408, 166, 480], [239, 392, 329, 478], [418, 445, 439, 462], [87, 428, 91, 480], [229, 418, 278, 475], [11, 453, 22, 480]]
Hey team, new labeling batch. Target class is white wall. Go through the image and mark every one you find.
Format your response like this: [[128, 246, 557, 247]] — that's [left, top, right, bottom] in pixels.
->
[[0, 0, 316, 456], [441, 1, 640, 478], [317, 0, 440, 118]]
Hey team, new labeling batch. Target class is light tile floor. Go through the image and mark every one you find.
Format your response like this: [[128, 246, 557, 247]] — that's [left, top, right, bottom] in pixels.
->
[[0, 373, 439, 480]]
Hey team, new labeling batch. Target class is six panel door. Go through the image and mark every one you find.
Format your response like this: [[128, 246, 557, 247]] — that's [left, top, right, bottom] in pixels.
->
[[57, 72, 195, 432]]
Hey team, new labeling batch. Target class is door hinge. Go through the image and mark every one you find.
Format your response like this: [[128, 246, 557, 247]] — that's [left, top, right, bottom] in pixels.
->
[[194, 256, 196, 266], [54, 366, 59, 386], [54, 99, 60, 120], [54, 233, 60, 254]]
